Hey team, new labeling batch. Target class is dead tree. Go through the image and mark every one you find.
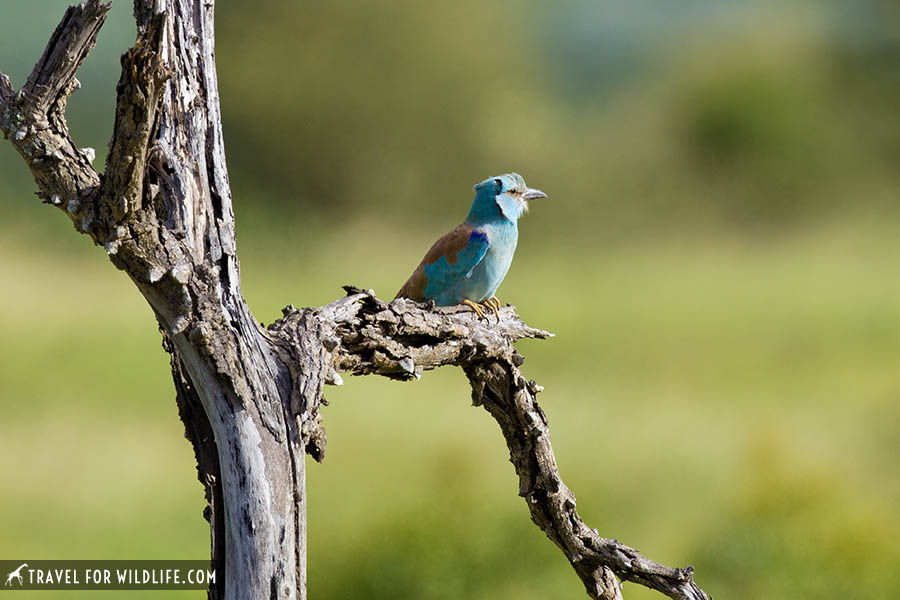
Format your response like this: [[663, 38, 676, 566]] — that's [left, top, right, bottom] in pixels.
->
[[0, 2, 710, 599]]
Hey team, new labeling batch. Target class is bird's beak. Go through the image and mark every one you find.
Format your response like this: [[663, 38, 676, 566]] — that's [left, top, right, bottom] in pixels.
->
[[522, 187, 547, 200]]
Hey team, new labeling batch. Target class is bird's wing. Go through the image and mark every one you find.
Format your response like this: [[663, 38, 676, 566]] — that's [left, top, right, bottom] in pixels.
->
[[396, 223, 489, 301]]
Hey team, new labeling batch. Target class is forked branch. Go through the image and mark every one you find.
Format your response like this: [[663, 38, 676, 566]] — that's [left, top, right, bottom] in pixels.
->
[[270, 288, 710, 600]]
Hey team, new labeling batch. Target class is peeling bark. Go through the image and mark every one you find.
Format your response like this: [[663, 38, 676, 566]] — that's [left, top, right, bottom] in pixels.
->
[[0, 2, 711, 599]]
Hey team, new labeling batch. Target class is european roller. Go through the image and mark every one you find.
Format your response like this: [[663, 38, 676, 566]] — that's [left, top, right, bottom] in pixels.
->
[[396, 173, 546, 318]]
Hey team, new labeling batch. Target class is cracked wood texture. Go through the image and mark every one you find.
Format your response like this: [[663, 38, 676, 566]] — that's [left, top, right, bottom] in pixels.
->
[[0, 2, 711, 600]]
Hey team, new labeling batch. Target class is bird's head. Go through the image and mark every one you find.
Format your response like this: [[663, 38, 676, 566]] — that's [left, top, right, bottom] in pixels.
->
[[468, 173, 547, 224]]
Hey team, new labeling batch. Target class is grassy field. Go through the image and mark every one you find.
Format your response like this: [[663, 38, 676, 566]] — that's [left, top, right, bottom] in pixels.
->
[[1, 214, 898, 599]]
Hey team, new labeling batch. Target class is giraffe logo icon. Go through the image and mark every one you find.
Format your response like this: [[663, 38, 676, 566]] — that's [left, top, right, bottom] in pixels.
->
[[4, 563, 28, 586]]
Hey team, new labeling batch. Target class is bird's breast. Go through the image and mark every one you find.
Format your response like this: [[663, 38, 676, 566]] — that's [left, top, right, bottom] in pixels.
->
[[483, 221, 518, 258], [473, 222, 518, 295]]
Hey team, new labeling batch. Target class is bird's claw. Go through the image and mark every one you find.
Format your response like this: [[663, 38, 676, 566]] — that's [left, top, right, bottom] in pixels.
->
[[461, 299, 487, 319], [461, 297, 503, 322], [482, 297, 503, 323]]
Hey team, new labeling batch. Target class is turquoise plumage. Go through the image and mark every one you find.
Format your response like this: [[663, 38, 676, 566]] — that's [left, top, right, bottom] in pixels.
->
[[396, 173, 546, 317]]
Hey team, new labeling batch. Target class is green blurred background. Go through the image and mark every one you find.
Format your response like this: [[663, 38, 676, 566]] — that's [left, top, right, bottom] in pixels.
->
[[2, 0, 899, 598]]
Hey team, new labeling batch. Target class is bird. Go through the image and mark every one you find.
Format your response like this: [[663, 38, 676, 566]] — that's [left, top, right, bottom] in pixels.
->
[[395, 173, 546, 319]]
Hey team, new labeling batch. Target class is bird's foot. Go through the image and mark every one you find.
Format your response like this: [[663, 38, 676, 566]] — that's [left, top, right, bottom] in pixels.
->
[[461, 299, 487, 319], [482, 297, 503, 323]]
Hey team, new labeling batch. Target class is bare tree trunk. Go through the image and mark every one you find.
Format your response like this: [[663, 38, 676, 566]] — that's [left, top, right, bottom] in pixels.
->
[[0, 2, 710, 599], [2, 2, 305, 597]]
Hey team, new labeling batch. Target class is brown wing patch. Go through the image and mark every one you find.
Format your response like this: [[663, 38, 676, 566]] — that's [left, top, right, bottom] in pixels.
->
[[395, 223, 473, 300], [396, 264, 428, 300]]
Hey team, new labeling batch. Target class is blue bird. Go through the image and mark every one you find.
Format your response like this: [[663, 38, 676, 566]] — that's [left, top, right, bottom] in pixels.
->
[[396, 173, 547, 318]]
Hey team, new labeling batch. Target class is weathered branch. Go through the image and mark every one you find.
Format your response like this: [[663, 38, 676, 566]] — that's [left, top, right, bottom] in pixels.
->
[[0, 0, 107, 232], [99, 10, 170, 231], [269, 288, 710, 600], [21, 0, 107, 114], [465, 359, 708, 600], [269, 285, 549, 379]]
